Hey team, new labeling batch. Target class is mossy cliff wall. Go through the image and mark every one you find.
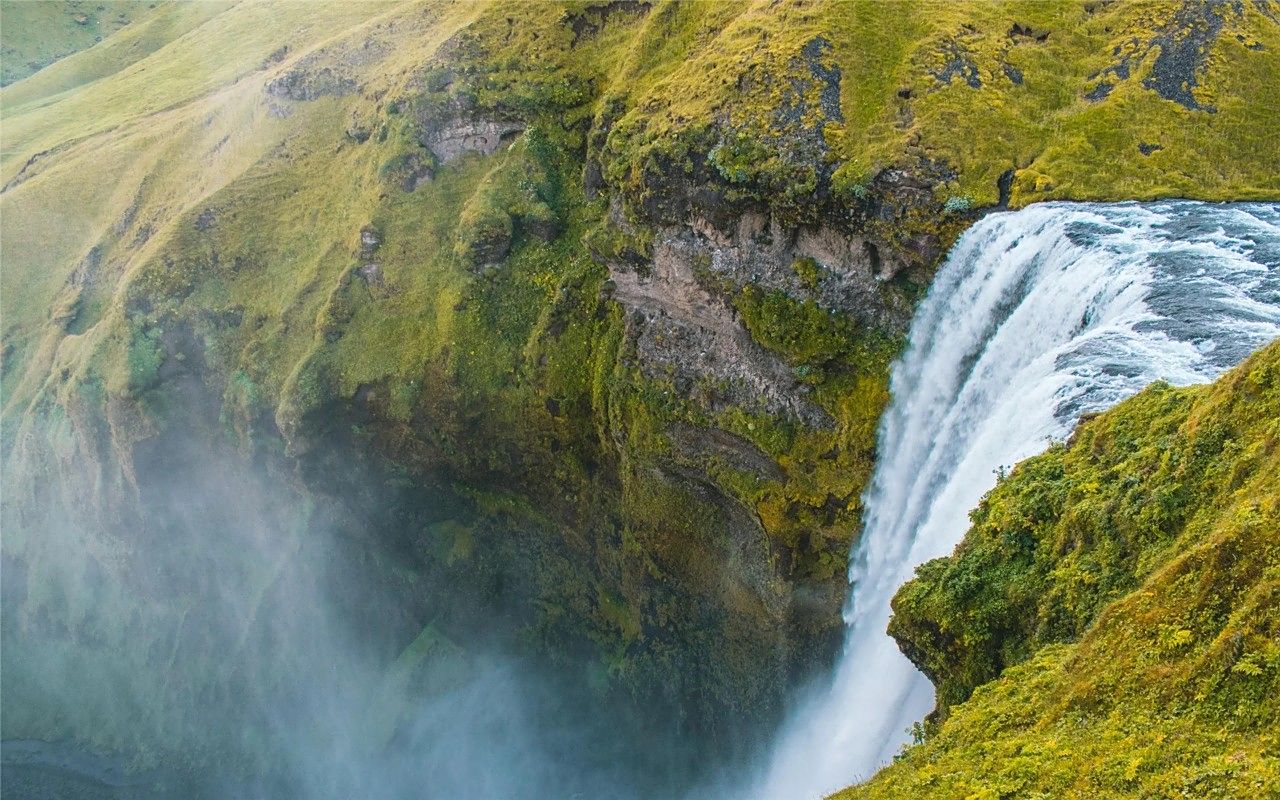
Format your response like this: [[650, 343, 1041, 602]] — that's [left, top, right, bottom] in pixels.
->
[[835, 339, 1280, 799], [2, 0, 1277, 773]]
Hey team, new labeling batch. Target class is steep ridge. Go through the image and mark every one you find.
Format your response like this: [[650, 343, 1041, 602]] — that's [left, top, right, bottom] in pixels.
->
[[834, 335, 1280, 799], [2, 1, 1279, 793]]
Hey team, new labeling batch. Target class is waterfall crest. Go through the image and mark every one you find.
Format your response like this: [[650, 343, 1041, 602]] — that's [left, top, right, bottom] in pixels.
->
[[754, 201, 1280, 799]]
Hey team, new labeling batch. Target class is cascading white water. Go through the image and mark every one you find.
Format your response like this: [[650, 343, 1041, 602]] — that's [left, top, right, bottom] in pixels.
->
[[753, 200, 1280, 799]]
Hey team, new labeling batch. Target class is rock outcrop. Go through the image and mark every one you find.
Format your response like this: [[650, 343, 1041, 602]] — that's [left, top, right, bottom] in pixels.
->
[[2, 0, 1275, 791]]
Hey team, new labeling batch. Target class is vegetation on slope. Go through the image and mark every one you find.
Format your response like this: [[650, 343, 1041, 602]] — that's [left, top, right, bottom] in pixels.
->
[[0, 0, 160, 86], [2, 0, 1278, 782], [835, 339, 1280, 799]]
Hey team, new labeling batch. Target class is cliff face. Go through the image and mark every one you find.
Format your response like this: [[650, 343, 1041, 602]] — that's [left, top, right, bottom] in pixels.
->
[[837, 339, 1280, 798], [2, 0, 1277, 778]]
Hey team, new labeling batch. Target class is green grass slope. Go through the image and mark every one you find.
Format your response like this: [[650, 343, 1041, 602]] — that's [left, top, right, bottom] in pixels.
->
[[835, 339, 1280, 799], [2, 0, 1278, 774]]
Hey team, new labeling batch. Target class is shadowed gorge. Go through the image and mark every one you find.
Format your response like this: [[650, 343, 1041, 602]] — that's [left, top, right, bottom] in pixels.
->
[[1, 1, 1278, 798]]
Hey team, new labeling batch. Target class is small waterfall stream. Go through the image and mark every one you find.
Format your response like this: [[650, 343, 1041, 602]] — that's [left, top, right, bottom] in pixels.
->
[[754, 201, 1280, 799]]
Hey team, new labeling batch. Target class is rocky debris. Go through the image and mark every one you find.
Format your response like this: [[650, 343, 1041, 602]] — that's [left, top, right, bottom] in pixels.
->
[[1003, 63, 1024, 85], [1085, 81, 1114, 101], [261, 45, 289, 69], [684, 210, 912, 326], [402, 155, 435, 190], [380, 151, 435, 191], [265, 37, 389, 101], [194, 208, 217, 232], [1141, 0, 1226, 112], [1138, 141, 1164, 155], [358, 225, 381, 259], [933, 39, 982, 89], [266, 98, 293, 118], [800, 36, 843, 124], [567, 0, 652, 46], [69, 246, 103, 289], [357, 262, 383, 288], [1087, 0, 1237, 111], [266, 65, 357, 101], [610, 231, 831, 426], [667, 422, 787, 483], [424, 118, 524, 164], [459, 214, 514, 270], [354, 226, 384, 289]]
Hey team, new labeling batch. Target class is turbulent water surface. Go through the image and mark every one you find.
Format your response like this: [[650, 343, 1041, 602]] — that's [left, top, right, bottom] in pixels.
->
[[755, 200, 1280, 799]]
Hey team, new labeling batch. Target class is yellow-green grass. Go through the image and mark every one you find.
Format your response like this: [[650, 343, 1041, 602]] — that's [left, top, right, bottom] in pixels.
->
[[834, 339, 1280, 799], [0, 0, 157, 87], [600, 0, 1280, 213], [1, 0, 1277, 770]]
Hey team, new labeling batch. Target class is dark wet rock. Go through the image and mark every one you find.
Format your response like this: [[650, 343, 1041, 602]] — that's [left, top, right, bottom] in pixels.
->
[[1138, 141, 1164, 155], [997, 168, 1015, 207], [583, 96, 624, 199], [1085, 44, 1132, 101], [1008, 23, 1051, 42], [522, 213, 562, 243], [1003, 63, 1024, 85], [463, 219, 513, 269]]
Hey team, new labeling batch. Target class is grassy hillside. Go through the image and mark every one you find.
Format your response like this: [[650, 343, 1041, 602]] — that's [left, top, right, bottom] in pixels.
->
[[835, 339, 1280, 799], [2, 0, 1278, 780], [0, 0, 159, 86]]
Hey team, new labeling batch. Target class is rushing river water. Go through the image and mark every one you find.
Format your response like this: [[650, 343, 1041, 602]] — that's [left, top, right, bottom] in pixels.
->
[[754, 201, 1280, 799]]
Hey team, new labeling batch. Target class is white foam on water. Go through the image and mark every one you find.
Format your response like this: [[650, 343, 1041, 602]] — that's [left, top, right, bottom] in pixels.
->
[[752, 201, 1280, 799]]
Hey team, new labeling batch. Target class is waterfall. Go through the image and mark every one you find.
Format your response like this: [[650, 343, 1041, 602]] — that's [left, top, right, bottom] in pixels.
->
[[753, 200, 1280, 799]]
